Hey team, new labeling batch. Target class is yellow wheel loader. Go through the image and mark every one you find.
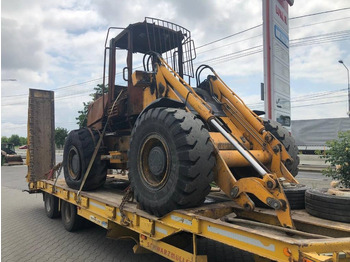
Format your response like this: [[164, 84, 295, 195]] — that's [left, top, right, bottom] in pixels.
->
[[63, 17, 300, 229]]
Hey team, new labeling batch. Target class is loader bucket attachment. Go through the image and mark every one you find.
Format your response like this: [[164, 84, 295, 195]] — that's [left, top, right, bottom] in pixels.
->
[[26, 89, 55, 191]]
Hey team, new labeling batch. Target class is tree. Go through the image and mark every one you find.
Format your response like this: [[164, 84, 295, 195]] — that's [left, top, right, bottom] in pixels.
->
[[8, 134, 21, 146], [321, 131, 350, 188], [19, 137, 27, 146], [1, 136, 8, 144], [91, 84, 107, 100], [2, 135, 27, 146], [76, 84, 107, 128], [76, 101, 91, 128], [55, 127, 69, 148]]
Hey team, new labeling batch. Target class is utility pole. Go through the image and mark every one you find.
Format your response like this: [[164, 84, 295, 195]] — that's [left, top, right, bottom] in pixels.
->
[[338, 60, 350, 117]]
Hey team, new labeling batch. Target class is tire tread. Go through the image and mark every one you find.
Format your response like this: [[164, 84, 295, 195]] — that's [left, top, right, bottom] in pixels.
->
[[305, 188, 350, 223], [128, 108, 215, 217]]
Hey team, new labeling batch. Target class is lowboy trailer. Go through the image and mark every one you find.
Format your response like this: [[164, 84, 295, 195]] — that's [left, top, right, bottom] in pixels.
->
[[26, 89, 350, 262]]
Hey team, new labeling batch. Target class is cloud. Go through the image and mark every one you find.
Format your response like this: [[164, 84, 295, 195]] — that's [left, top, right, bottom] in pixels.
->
[[1, 17, 46, 71], [1, 0, 350, 139], [43, 9, 106, 34], [1, 122, 27, 137], [291, 44, 344, 84]]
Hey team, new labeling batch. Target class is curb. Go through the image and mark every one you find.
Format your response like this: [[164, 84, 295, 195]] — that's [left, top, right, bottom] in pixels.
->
[[298, 165, 326, 173]]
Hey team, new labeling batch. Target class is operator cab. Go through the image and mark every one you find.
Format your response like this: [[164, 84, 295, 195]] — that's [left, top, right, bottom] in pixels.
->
[[87, 18, 197, 128], [107, 18, 196, 106], [88, 17, 226, 128]]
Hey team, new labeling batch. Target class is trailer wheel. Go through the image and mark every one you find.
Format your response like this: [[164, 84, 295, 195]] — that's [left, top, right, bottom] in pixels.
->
[[63, 128, 107, 190], [61, 201, 83, 232], [264, 120, 300, 177], [43, 192, 60, 218], [128, 108, 215, 217], [305, 188, 350, 223]]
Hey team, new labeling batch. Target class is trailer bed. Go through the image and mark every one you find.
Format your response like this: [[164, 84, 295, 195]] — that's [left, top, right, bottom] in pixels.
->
[[34, 176, 350, 262]]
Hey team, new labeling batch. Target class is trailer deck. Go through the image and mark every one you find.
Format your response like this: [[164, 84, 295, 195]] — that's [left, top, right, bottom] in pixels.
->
[[30, 176, 350, 262]]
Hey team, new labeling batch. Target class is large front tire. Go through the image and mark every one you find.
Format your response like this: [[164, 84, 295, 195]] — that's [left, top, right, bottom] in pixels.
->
[[128, 108, 215, 217], [63, 128, 107, 190]]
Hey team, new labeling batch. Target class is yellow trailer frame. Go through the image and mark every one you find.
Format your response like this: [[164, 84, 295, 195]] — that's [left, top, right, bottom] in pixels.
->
[[29, 178, 350, 262]]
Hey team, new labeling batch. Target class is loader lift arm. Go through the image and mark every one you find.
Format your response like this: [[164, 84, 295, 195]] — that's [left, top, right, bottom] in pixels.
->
[[62, 18, 299, 229], [144, 55, 297, 228]]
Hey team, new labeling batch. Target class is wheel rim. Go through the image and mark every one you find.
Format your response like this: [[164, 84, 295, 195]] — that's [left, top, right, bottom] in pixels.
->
[[67, 146, 81, 180], [139, 134, 170, 189]]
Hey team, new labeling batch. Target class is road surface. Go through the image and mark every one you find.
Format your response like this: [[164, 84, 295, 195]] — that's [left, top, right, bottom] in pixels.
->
[[296, 170, 332, 189]]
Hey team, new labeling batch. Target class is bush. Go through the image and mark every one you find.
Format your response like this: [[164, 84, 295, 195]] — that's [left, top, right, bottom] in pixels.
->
[[321, 131, 350, 188], [55, 127, 69, 148], [8, 134, 21, 146]]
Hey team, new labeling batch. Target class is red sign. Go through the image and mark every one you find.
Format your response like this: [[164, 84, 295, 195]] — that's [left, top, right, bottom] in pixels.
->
[[276, 4, 287, 25], [278, 0, 289, 11]]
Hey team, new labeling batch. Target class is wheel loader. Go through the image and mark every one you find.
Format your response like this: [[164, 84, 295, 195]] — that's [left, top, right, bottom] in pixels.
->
[[1, 143, 23, 165], [63, 17, 300, 229]]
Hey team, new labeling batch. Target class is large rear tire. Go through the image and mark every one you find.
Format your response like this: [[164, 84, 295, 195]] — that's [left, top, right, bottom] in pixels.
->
[[128, 108, 215, 217], [264, 120, 300, 176], [63, 128, 107, 190]]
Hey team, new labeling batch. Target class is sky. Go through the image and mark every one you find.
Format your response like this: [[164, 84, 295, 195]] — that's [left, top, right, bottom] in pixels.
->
[[1, 0, 350, 138]]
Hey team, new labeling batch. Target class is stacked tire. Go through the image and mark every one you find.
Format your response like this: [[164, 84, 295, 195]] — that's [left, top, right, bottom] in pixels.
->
[[282, 184, 308, 209], [305, 188, 350, 223]]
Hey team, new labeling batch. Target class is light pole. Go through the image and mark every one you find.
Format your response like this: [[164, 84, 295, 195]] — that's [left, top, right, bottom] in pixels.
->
[[338, 60, 350, 117]]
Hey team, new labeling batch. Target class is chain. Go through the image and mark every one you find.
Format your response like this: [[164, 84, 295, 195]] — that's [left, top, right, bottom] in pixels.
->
[[119, 186, 134, 226]]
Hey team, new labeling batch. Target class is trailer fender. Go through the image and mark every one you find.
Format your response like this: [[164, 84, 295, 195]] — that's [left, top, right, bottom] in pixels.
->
[[138, 98, 185, 117]]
